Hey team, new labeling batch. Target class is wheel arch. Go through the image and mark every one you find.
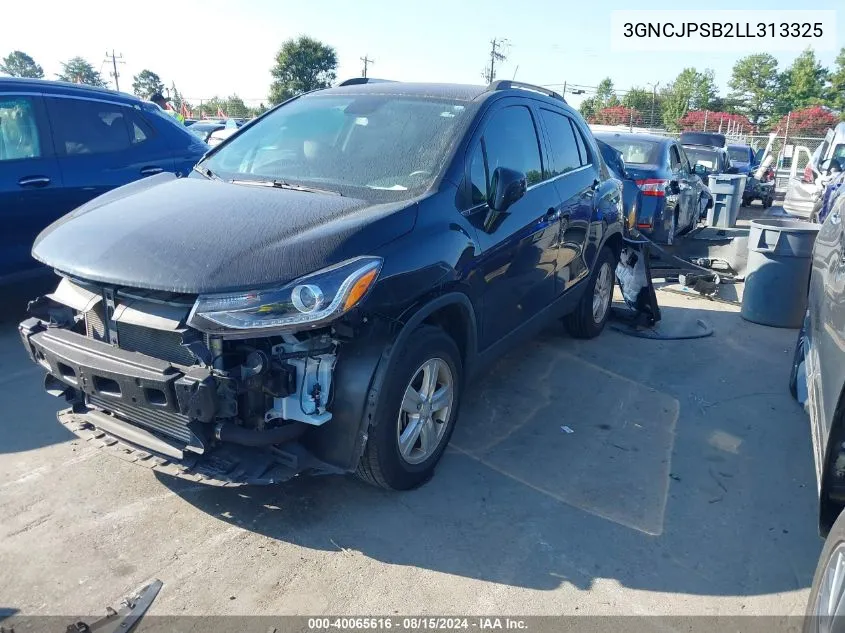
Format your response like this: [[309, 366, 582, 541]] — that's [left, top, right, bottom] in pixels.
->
[[820, 383, 845, 536]]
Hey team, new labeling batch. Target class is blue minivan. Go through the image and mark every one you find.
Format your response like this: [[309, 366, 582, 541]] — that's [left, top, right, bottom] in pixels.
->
[[0, 78, 207, 281]]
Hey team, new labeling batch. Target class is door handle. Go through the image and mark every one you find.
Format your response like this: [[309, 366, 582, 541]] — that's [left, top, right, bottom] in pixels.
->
[[140, 166, 164, 176], [18, 176, 51, 188]]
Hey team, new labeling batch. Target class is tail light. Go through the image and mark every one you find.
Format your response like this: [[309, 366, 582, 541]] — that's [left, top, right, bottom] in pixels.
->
[[636, 178, 668, 197], [803, 164, 816, 183]]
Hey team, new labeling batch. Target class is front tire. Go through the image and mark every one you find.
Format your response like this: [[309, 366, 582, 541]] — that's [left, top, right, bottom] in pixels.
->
[[356, 325, 462, 490], [804, 510, 845, 632], [564, 245, 616, 339]]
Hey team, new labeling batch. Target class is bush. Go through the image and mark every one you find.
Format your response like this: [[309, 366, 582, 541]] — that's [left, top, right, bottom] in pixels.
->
[[679, 111, 754, 133], [590, 106, 643, 126], [774, 106, 839, 136]]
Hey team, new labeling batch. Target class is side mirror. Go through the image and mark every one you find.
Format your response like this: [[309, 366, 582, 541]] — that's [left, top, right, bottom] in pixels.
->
[[693, 164, 707, 177], [669, 180, 681, 195], [488, 167, 527, 213]]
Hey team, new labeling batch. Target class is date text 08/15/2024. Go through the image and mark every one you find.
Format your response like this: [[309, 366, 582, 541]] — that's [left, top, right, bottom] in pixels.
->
[[307, 617, 528, 630]]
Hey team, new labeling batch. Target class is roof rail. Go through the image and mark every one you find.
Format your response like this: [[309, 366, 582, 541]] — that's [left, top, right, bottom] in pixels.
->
[[338, 78, 397, 86], [487, 80, 566, 103]]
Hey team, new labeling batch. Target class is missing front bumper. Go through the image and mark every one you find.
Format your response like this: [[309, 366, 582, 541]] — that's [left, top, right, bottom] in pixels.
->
[[59, 407, 339, 486]]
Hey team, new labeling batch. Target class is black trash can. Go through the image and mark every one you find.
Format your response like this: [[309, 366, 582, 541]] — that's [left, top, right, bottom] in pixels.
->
[[741, 219, 819, 328]]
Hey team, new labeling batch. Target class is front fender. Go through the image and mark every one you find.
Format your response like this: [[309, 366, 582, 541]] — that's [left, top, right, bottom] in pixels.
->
[[301, 292, 479, 472]]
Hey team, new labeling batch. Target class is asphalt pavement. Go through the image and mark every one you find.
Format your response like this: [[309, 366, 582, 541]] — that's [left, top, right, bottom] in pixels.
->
[[0, 258, 821, 621]]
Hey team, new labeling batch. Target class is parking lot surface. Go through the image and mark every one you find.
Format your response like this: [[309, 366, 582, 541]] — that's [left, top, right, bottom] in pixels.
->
[[0, 269, 821, 618]]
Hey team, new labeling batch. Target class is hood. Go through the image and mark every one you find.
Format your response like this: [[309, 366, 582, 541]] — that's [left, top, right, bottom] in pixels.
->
[[33, 174, 417, 293]]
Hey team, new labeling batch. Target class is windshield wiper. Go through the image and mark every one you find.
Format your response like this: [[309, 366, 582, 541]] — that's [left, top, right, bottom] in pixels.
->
[[193, 164, 220, 180], [230, 178, 342, 196]]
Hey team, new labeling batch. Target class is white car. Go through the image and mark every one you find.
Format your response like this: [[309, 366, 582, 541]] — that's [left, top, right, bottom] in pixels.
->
[[207, 119, 246, 147], [784, 122, 845, 220]]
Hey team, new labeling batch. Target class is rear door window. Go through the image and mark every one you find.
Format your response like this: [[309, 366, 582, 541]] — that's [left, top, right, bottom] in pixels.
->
[[539, 109, 581, 178], [0, 96, 42, 161], [47, 97, 133, 156]]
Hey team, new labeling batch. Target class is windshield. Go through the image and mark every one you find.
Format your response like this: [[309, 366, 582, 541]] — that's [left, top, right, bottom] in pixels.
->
[[597, 137, 662, 165], [685, 147, 720, 172], [203, 94, 470, 199], [728, 146, 750, 163]]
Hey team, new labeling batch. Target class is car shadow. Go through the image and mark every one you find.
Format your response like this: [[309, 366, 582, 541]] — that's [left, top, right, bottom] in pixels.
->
[[0, 273, 73, 454], [156, 299, 822, 597]]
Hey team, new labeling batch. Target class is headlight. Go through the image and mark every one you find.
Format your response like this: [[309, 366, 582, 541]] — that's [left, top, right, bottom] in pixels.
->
[[188, 256, 382, 334]]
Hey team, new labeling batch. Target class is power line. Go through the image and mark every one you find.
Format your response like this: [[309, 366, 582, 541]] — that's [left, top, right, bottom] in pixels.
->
[[360, 55, 374, 78], [104, 50, 124, 91]]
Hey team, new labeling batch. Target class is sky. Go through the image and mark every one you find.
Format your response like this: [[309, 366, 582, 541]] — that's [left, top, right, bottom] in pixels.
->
[[3, 0, 843, 110]]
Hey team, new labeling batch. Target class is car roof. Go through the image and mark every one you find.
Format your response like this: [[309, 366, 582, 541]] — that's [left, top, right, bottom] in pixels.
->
[[0, 77, 141, 104], [594, 132, 674, 145], [313, 80, 568, 107]]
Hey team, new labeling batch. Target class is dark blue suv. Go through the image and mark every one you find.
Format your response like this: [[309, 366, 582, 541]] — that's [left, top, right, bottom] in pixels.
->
[[0, 78, 207, 281], [20, 79, 623, 490]]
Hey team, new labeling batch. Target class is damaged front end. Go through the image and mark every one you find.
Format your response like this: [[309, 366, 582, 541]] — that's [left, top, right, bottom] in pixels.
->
[[19, 258, 382, 486]]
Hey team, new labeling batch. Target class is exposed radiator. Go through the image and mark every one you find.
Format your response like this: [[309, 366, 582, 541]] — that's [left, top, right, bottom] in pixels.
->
[[116, 322, 196, 366], [88, 394, 193, 444], [83, 306, 196, 366]]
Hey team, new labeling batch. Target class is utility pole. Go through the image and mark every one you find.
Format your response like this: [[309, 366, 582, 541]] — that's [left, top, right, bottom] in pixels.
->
[[482, 38, 508, 84], [647, 81, 659, 129], [104, 50, 124, 91], [360, 55, 374, 78]]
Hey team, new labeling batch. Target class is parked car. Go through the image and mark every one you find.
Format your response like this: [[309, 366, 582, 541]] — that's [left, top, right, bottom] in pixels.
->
[[0, 78, 208, 282], [790, 189, 845, 627], [808, 159, 845, 223], [187, 120, 226, 143], [19, 79, 624, 491], [727, 143, 756, 170], [595, 132, 710, 243], [727, 143, 776, 209], [206, 120, 245, 147], [784, 122, 845, 219], [682, 144, 732, 177], [596, 138, 641, 232]]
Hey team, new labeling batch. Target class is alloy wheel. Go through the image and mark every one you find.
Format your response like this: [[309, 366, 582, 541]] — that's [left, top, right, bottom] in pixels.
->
[[592, 262, 612, 324], [396, 358, 453, 465]]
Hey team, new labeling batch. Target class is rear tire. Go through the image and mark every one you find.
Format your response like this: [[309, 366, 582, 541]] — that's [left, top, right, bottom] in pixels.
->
[[564, 245, 616, 339], [356, 325, 462, 490], [804, 509, 845, 631]]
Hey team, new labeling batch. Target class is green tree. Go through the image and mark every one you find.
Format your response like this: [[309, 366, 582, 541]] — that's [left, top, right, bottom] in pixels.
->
[[578, 96, 599, 121], [57, 57, 105, 87], [225, 95, 249, 118], [660, 69, 697, 130], [131, 70, 164, 98], [595, 77, 617, 108], [778, 48, 829, 113], [727, 54, 779, 125], [0, 50, 43, 78], [269, 36, 337, 105], [251, 103, 269, 117], [691, 68, 718, 110], [622, 87, 652, 112], [829, 48, 845, 113]]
